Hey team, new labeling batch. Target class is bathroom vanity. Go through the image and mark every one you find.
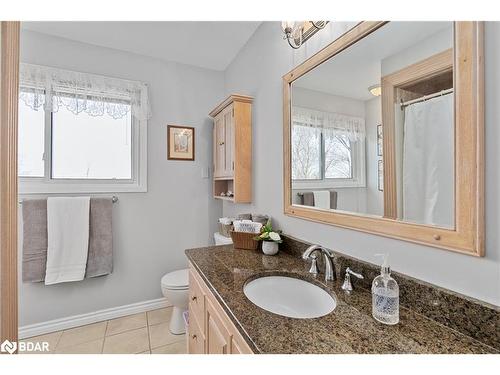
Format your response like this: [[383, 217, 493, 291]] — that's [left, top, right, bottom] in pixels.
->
[[185, 240, 499, 354], [188, 259, 253, 354]]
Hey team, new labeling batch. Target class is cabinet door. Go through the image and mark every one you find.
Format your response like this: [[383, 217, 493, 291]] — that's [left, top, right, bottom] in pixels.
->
[[188, 270, 205, 327], [206, 300, 230, 354], [230, 336, 244, 354], [188, 312, 205, 354], [222, 105, 235, 177], [213, 113, 225, 178]]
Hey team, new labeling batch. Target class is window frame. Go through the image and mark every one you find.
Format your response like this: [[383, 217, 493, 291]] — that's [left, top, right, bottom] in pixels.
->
[[18, 94, 147, 194], [291, 121, 366, 190]]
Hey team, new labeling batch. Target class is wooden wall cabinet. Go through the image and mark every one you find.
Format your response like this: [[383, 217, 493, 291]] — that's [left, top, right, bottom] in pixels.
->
[[188, 263, 254, 354], [209, 94, 253, 203]]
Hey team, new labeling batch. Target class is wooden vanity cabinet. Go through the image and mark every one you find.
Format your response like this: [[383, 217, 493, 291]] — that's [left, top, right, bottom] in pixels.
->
[[209, 94, 253, 203], [206, 299, 230, 354], [188, 263, 254, 354]]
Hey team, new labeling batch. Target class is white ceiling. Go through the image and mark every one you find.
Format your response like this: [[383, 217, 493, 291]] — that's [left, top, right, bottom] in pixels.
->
[[21, 21, 261, 71], [294, 22, 453, 101]]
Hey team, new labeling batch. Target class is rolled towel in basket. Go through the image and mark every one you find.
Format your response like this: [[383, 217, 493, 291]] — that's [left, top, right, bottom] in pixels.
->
[[218, 217, 233, 225], [233, 220, 262, 233]]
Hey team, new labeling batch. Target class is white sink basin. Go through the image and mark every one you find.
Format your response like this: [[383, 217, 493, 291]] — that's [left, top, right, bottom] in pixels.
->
[[243, 276, 336, 319]]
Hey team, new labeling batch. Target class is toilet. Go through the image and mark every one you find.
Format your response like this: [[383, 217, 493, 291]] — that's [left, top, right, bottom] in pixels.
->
[[161, 268, 189, 335], [161, 233, 231, 334]]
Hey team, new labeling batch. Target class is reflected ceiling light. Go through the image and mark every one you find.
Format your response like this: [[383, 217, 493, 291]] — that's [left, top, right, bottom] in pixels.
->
[[368, 84, 382, 97], [281, 21, 328, 49]]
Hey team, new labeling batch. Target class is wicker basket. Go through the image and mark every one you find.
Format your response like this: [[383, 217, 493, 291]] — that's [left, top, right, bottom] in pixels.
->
[[230, 231, 260, 251], [219, 223, 233, 238]]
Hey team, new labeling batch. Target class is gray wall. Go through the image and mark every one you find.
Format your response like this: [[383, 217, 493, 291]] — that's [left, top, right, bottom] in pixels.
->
[[222, 22, 500, 306], [19, 30, 224, 326]]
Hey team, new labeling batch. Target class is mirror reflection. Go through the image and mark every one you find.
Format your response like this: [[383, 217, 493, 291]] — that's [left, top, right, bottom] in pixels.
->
[[291, 21, 454, 229]]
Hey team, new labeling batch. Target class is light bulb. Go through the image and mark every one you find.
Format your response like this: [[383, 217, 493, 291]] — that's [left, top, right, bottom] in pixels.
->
[[281, 21, 296, 32], [368, 84, 382, 97]]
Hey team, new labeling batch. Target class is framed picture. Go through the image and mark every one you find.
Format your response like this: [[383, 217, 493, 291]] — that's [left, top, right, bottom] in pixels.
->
[[378, 160, 384, 191], [167, 125, 195, 161], [377, 124, 383, 156]]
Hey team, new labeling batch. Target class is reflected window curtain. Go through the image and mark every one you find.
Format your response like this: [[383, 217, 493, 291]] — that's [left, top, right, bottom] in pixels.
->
[[292, 106, 365, 142], [402, 94, 454, 228]]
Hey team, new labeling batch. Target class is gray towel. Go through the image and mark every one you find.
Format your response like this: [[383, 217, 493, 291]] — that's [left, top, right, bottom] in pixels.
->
[[85, 198, 113, 278], [302, 192, 315, 207], [330, 191, 338, 210], [251, 214, 269, 225], [237, 213, 252, 220], [21, 198, 113, 282], [22, 199, 48, 282], [300, 191, 338, 209]]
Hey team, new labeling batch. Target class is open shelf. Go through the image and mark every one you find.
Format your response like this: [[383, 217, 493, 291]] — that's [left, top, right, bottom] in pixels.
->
[[214, 179, 234, 201], [214, 195, 235, 202]]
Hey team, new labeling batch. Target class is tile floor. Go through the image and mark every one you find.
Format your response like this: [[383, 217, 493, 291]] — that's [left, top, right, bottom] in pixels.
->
[[20, 307, 187, 354]]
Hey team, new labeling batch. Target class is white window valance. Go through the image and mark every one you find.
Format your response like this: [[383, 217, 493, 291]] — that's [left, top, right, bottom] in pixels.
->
[[292, 106, 365, 141], [19, 63, 151, 121]]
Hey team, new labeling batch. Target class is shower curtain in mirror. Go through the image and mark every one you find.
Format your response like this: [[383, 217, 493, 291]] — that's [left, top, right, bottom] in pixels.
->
[[402, 94, 454, 228]]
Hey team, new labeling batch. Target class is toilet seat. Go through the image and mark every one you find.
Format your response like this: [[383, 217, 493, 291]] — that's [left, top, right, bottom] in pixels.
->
[[161, 269, 189, 290]]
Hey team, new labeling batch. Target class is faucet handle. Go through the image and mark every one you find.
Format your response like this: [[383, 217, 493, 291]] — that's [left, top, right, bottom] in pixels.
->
[[346, 267, 364, 280], [308, 254, 319, 275], [341, 267, 364, 294]]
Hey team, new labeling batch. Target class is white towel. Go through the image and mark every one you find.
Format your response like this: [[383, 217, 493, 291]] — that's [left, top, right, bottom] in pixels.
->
[[313, 191, 330, 209], [45, 197, 90, 285]]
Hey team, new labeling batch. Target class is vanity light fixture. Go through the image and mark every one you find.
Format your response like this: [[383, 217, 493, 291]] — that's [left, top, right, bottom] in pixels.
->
[[368, 84, 382, 97], [281, 21, 328, 49]]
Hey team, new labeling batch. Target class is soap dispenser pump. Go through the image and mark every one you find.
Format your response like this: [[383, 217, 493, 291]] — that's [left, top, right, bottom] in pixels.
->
[[371, 254, 399, 325]]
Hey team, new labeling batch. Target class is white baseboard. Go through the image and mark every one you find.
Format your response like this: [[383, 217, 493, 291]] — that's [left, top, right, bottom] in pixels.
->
[[19, 298, 171, 339]]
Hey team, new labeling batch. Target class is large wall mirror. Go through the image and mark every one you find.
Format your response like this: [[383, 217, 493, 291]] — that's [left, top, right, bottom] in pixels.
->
[[283, 22, 484, 256]]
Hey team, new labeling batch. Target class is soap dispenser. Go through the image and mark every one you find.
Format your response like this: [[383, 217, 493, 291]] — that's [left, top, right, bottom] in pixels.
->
[[371, 254, 399, 325]]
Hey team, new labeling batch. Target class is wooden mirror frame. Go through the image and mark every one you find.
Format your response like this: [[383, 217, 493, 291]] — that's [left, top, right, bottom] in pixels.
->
[[283, 21, 484, 256]]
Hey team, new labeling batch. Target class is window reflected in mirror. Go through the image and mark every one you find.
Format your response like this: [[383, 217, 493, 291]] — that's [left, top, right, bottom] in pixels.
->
[[290, 21, 455, 229]]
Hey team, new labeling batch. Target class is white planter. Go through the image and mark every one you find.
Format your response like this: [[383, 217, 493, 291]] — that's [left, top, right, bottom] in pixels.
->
[[262, 241, 279, 255]]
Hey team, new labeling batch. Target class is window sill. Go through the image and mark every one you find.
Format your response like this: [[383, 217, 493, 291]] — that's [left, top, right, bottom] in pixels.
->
[[292, 180, 366, 190]]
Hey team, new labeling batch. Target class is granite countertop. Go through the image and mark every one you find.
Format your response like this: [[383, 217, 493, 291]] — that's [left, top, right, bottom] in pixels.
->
[[185, 245, 498, 354]]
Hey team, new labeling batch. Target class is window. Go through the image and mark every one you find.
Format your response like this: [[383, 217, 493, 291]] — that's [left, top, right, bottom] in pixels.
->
[[291, 107, 366, 188], [51, 99, 132, 180], [18, 63, 150, 194], [291, 124, 321, 180], [18, 92, 45, 177], [324, 133, 352, 179]]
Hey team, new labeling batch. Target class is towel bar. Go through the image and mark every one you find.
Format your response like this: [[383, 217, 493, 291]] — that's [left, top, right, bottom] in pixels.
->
[[19, 196, 119, 204]]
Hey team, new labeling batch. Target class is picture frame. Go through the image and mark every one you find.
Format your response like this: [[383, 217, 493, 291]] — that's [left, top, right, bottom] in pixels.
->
[[167, 125, 195, 161], [377, 124, 383, 156], [378, 160, 384, 191]]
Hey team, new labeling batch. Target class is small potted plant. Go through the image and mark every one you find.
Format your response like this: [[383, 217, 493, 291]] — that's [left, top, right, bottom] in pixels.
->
[[255, 219, 282, 255]]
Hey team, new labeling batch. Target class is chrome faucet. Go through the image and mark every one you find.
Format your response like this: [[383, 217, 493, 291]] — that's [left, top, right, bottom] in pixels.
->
[[341, 267, 364, 294], [302, 244, 335, 282]]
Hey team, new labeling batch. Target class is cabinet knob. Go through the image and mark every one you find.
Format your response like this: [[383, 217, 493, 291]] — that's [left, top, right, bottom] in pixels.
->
[[192, 334, 197, 340], [219, 141, 225, 146], [191, 296, 197, 301]]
